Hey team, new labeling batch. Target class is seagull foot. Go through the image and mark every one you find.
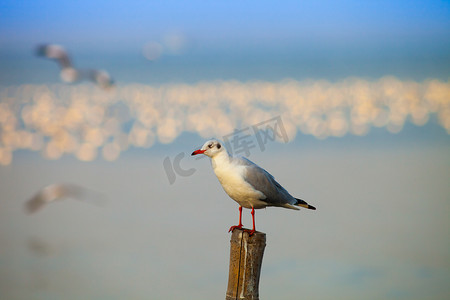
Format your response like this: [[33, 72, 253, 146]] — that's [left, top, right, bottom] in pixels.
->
[[228, 226, 255, 236], [228, 224, 243, 233], [243, 229, 256, 236]]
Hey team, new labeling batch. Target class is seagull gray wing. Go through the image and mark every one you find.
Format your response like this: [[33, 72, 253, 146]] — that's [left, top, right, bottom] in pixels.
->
[[26, 184, 66, 214], [232, 157, 298, 208], [25, 192, 49, 214]]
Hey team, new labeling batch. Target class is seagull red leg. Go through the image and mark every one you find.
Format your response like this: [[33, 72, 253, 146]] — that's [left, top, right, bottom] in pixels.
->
[[239, 207, 256, 236], [247, 207, 256, 236], [228, 206, 243, 232]]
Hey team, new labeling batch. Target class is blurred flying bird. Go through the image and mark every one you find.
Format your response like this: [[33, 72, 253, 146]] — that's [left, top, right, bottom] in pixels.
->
[[25, 183, 106, 214], [36, 44, 72, 69], [192, 139, 316, 235], [88, 69, 115, 89], [36, 44, 114, 89]]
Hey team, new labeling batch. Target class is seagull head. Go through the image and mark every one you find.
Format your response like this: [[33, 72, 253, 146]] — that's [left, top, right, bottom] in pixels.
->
[[191, 139, 224, 158]]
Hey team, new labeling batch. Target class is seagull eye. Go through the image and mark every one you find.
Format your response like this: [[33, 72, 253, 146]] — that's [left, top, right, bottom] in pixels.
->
[[217, 144, 221, 149]]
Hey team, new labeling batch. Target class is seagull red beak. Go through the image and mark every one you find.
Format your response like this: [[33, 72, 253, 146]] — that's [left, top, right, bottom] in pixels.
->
[[191, 149, 206, 156]]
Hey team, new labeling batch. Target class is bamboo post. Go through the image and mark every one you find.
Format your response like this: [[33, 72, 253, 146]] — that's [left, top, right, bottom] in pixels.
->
[[226, 228, 266, 300]]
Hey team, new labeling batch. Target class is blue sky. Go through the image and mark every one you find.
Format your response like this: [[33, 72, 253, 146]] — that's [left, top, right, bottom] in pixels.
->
[[0, 0, 449, 83], [1, 0, 449, 50]]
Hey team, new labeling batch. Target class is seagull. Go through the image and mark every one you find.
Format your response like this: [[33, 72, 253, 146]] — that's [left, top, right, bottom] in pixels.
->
[[25, 183, 106, 214], [36, 44, 73, 69], [192, 139, 315, 235], [36, 44, 115, 89], [36, 44, 79, 83], [87, 69, 115, 89]]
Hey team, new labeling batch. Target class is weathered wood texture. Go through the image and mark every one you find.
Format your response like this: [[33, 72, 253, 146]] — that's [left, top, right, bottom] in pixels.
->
[[226, 229, 266, 300]]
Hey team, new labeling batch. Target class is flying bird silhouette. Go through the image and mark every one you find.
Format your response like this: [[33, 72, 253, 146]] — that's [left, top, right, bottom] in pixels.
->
[[25, 183, 106, 214], [192, 139, 315, 235], [36, 44, 115, 89]]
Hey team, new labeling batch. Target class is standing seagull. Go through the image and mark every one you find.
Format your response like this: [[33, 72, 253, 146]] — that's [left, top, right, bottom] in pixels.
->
[[192, 139, 315, 235]]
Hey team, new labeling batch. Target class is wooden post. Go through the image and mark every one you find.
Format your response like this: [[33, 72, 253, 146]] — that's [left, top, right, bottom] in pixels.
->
[[226, 229, 266, 300]]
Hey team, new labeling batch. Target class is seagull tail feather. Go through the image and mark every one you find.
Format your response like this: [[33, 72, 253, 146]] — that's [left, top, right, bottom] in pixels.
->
[[295, 198, 316, 210]]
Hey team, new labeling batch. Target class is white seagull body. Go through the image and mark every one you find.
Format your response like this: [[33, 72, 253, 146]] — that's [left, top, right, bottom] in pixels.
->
[[192, 139, 315, 234]]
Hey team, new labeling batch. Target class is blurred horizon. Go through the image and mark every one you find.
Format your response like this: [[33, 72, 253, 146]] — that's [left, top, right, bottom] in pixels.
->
[[1, 0, 450, 86]]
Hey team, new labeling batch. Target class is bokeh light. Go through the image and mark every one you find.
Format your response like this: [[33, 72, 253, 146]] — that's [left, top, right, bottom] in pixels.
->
[[0, 77, 449, 165]]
